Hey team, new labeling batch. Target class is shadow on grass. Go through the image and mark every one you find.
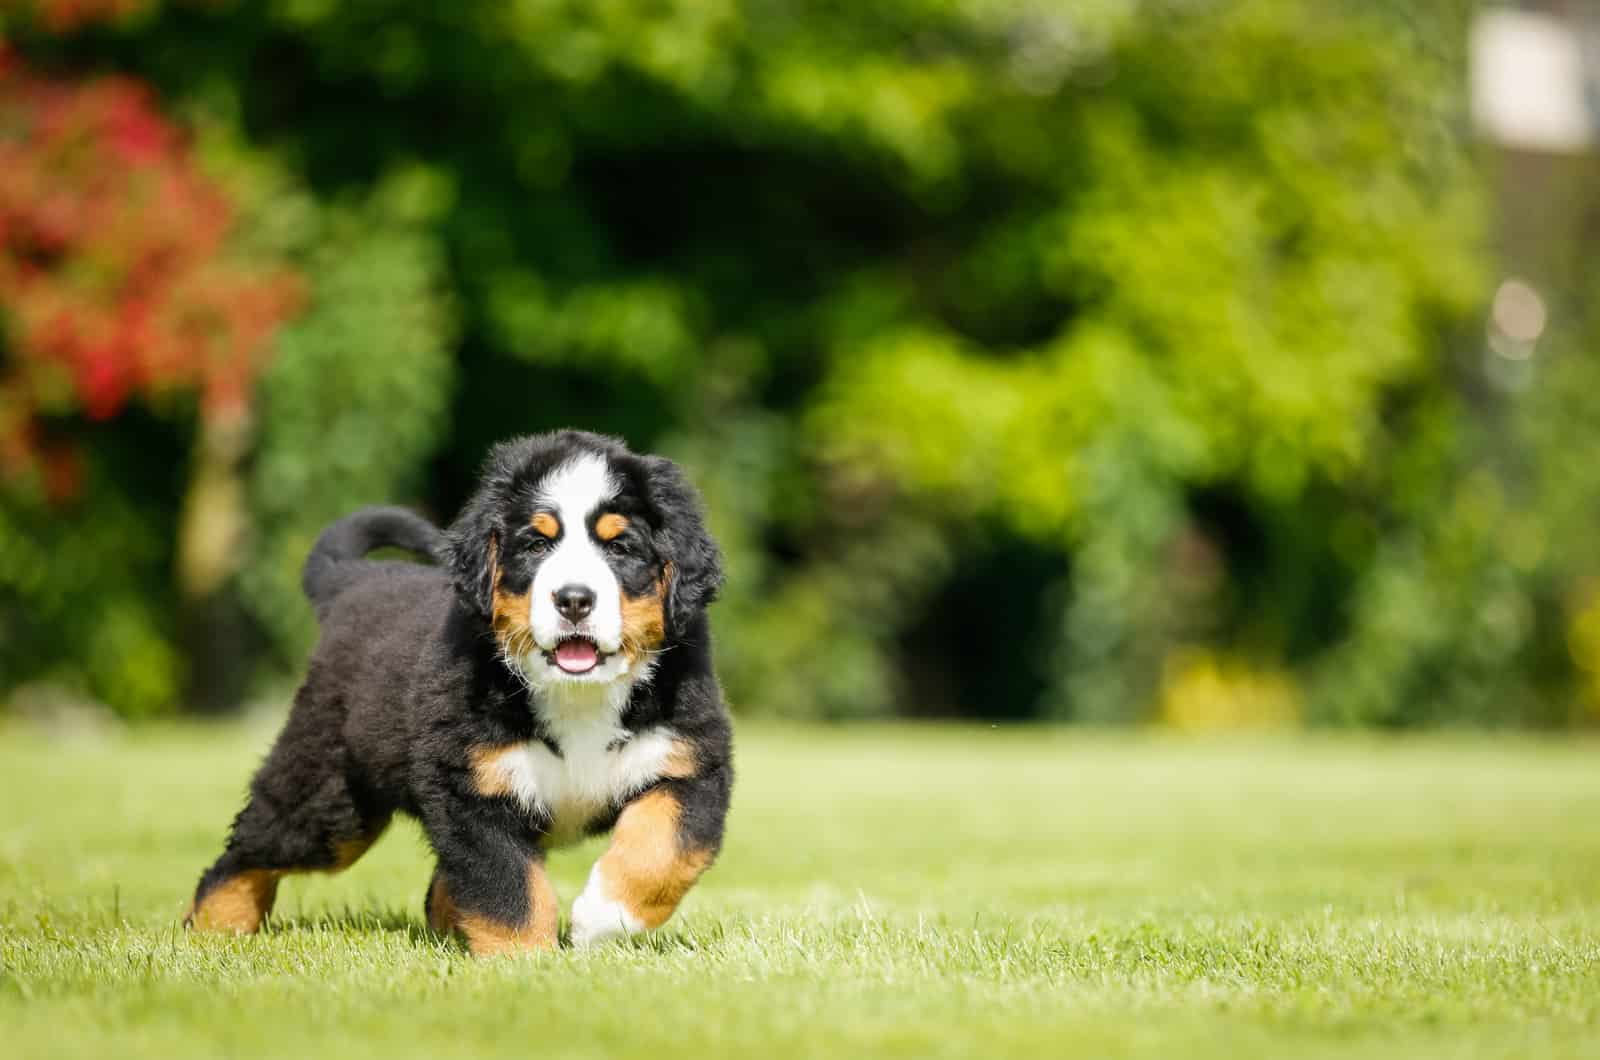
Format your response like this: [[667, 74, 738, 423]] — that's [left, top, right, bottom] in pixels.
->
[[263, 907, 441, 948], [260, 907, 705, 955]]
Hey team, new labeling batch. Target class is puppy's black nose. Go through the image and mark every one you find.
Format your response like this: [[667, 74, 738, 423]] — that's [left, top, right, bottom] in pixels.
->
[[554, 584, 596, 622]]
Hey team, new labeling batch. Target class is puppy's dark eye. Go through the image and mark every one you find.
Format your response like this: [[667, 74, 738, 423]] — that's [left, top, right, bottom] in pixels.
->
[[528, 537, 550, 555], [606, 538, 630, 558]]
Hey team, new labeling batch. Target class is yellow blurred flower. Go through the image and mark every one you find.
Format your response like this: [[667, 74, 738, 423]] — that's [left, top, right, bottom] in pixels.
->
[[1158, 649, 1302, 731], [1566, 593, 1600, 719]]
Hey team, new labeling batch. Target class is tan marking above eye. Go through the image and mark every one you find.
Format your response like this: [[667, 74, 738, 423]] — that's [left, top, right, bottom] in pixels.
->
[[531, 512, 559, 538], [594, 513, 630, 542]]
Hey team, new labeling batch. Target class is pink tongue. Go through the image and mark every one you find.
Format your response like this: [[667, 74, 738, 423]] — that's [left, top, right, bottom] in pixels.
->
[[555, 639, 599, 673]]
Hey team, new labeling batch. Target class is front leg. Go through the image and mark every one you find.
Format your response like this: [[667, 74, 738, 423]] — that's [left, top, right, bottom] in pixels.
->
[[571, 771, 730, 948], [423, 800, 559, 956]]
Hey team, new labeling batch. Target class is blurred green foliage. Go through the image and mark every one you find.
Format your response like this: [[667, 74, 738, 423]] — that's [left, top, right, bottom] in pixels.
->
[[0, 434, 184, 717], [3, 0, 1598, 725], [237, 181, 456, 669]]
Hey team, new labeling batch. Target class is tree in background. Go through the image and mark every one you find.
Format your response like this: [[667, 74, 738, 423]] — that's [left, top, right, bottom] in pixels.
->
[[2, 0, 1596, 726]]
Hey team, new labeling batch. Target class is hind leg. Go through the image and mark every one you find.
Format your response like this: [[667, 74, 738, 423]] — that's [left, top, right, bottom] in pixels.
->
[[187, 855, 280, 934], [188, 705, 390, 933], [188, 804, 389, 933]]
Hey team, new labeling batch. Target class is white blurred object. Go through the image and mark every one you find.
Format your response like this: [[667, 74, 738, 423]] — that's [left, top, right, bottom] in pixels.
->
[[1492, 277, 1548, 346], [1486, 277, 1546, 387], [1472, 8, 1599, 153]]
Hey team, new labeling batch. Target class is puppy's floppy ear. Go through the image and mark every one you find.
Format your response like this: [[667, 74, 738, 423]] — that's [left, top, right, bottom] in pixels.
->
[[443, 453, 516, 617], [645, 455, 724, 637], [442, 494, 498, 616]]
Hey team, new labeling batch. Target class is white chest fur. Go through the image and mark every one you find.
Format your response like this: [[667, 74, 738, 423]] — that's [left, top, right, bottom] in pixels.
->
[[477, 711, 680, 848]]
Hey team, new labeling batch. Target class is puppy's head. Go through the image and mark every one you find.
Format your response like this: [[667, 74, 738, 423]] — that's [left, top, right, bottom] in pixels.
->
[[443, 431, 722, 688]]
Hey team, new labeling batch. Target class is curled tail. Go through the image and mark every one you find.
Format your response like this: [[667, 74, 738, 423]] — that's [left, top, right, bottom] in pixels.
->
[[301, 506, 444, 612]]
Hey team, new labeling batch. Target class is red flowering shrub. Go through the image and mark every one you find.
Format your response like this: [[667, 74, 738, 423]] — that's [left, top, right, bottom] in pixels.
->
[[0, 45, 301, 500]]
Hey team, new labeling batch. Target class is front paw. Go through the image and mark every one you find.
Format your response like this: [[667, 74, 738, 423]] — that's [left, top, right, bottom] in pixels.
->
[[569, 881, 639, 949]]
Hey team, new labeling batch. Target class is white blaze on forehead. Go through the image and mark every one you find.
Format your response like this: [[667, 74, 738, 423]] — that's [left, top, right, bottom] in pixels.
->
[[537, 452, 619, 522], [529, 452, 625, 657]]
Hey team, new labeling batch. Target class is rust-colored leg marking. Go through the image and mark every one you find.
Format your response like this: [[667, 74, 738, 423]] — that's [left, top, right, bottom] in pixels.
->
[[332, 825, 388, 871], [453, 860, 560, 957], [188, 821, 385, 935], [595, 788, 711, 930], [187, 870, 281, 934], [426, 872, 460, 936]]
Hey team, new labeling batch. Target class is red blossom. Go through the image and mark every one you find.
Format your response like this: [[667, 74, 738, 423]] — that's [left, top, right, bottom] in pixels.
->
[[0, 47, 303, 499]]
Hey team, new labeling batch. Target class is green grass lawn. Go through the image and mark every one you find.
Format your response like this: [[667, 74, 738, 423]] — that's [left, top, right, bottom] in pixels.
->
[[1, 719, 1597, 1059]]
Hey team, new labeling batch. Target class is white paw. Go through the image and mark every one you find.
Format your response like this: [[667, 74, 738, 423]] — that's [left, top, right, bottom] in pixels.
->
[[569, 865, 641, 949]]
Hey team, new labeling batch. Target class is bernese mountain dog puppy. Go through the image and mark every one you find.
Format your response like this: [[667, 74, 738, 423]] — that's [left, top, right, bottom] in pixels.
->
[[186, 430, 732, 954]]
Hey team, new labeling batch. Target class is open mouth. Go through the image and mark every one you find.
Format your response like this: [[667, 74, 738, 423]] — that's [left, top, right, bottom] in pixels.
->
[[545, 635, 607, 675]]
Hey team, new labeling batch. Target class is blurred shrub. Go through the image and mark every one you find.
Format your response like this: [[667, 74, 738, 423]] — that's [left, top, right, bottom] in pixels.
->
[[238, 186, 456, 666], [0, 26, 453, 713], [0, 48, 299, 716], [0, 47, 299, 477], [0, 443, 185, 717]]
